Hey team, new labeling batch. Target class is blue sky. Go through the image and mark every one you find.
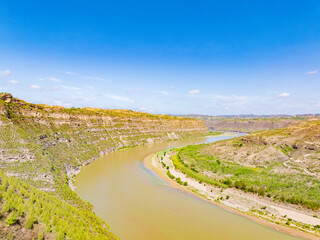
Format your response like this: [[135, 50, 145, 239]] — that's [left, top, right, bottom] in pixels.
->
[[1, 1, 320, 115]]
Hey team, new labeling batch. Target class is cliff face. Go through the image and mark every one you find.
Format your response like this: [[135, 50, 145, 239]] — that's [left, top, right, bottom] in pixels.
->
[[0, 93, 208, 192]]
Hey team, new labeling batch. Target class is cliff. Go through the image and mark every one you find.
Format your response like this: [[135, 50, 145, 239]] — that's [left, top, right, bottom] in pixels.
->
[[0, 93, 207, 191], [0, 93, 207, 239]]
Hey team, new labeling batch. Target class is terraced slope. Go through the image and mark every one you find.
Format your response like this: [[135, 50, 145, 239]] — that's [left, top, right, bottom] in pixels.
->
[[0, 93, 208, 239]]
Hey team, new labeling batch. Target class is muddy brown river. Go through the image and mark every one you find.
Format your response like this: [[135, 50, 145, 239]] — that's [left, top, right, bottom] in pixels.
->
[[74, 134, 301, 240]]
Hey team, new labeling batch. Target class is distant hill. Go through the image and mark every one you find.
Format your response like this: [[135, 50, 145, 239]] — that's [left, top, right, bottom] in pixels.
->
[[178, 114, 320, 132]]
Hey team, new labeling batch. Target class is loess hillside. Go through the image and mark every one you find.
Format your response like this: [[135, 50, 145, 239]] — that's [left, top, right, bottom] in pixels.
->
[[182, 115, 312, 133], [0, 93, 208, 239], [175, 121, 320, 210]]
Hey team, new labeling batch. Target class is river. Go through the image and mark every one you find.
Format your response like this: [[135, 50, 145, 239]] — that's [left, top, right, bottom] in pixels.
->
[[74, 134, 301, 240]]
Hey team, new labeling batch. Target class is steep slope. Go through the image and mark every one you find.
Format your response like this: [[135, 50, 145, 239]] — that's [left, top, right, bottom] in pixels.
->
[[0, 93, 208, 239]]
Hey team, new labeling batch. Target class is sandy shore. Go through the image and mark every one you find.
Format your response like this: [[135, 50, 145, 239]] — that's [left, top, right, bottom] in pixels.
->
[[144, 151, 320, 240]]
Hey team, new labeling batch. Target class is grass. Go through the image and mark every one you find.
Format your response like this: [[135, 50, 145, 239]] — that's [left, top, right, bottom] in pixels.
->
[[207, 131, 223, 136], [171, 151, 227, 188], [175, 144, 320, 210]]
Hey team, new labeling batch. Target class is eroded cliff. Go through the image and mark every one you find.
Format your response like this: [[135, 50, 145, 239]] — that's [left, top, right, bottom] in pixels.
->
[[0, 93, 207, 192]]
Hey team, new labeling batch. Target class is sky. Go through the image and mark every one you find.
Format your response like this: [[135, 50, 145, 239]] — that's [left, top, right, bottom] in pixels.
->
[[1, 1, 320, 115]]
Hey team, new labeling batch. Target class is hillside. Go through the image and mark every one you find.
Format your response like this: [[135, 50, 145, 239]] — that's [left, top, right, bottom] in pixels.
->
[[182, 115, 313, 132], [157, 121, 320, 236], [0, 93, 208, 239]]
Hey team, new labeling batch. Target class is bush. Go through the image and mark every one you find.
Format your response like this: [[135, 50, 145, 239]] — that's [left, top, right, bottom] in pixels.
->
[[235, 181, 246, 191], [5, 212, 18, 226], [25, 215, 37, 229], [183, 181, 188, 186], [167, 171, 175, 179], [37, 232, 44, 240], [223, 179, 232, 186], [176, 177, 183, 185]]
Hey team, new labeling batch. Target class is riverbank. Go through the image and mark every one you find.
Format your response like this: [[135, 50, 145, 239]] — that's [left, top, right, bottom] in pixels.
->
[[68, 133, 215, 191], [144, 150, 320, 240]]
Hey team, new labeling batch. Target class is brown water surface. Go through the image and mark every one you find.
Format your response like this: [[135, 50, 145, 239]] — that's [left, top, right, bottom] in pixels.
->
[[75, 134, 301, 240]]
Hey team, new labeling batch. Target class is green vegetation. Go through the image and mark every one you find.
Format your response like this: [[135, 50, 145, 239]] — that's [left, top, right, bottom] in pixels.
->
[[5, 212, 18, 226], [0, 93, 208, 239], [167, 170, 175, 179], [207, 131, 223, 136], [0, 172, 117, 239], [173, 142, 320, 210], [170, 150, 227, 188]]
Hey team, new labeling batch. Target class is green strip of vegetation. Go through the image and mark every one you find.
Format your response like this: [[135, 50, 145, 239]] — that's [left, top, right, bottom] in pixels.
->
[[207, 131, 223, 136], [170, 153, 228, 188], [176, 144, 320, 210]]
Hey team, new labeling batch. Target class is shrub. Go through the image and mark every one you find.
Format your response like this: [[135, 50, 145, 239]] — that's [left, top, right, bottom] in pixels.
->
[[235, 181, 246, 191], [37, 232, 44, 240], [183, 181, 188, 186], [223, 179, 232, 186], [5, 212, 18, 226], [176, 177, 183, 185], [167, 171, 175, 179], [25, 215, 37, 229]]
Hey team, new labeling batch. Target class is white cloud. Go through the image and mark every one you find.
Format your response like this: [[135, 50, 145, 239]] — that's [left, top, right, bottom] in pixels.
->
[[278, 92, 290, 98], [188, 89, 200, 95], [0, 70, 11, 78], [159, 91, 169, 95], [126, 88, 142, 93], [30, 84, 41, 90], [305, 70, 318, 75], [61, 85, 80, 90], [8, 80, 19, 85], [104, 94, 134, 103], [84, 76, 106, 81], [85, 85, 94, 89], [50, 86, 60, 91], [61, 71, 106, 81], [44, 99, 72, 108], [48, 77, 61, 82], [64, 71, 76, 75]]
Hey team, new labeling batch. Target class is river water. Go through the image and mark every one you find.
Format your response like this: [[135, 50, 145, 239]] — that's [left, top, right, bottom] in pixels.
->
[[74, 134, 301, 240]]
